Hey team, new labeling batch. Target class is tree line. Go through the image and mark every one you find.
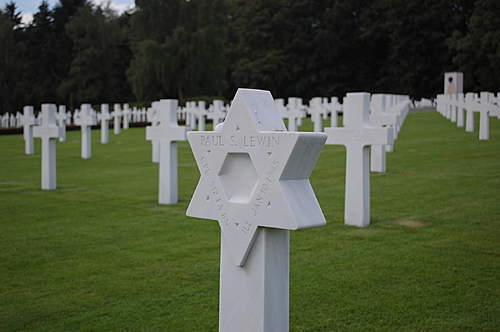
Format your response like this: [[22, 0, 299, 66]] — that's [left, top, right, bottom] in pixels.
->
[[0, 0, 499, 114]]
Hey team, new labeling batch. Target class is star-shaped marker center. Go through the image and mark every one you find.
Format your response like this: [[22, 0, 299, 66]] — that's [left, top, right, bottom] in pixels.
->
[[187, 89, 327, 266]]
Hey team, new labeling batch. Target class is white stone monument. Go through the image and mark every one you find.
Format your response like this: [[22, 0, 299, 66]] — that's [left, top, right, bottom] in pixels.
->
[[98, 104, 112, 144], [325, 92, 393, 227], [22, 106, 36, 155], [146, 99, 187, 204], [113, 104, 122, 134], [187, 88, 326, 332], [33, 104, 61, 190], [75, 104, 96, 159], [444, 72, 463, 94]]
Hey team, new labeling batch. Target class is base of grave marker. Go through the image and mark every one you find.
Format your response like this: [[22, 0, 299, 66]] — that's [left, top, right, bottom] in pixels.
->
[[82, 127, 91, 159], [345, 145, 370, 227], [158, 142, 178, 204], [220, 228, 289, 332], [41, 138, 56, 190], [465, 110, 474, 132], [370, 144, 386, 173], [152, 140, 159, 163]]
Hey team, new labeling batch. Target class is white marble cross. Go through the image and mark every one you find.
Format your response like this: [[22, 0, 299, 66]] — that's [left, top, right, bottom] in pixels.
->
[[132, 107, 138, 122], [75, 104, 97, 159], [33, 104, 62, 190], [325, 92, 393, 227], [197, 101, 207, 131], [322, 98, 330, 119], [455, 93, 465, 127], [98, 104, 112, 144], [1, 114, 8, 127], [328, 97, 343, 127], [16, 112, 22, 127], [280, 99, 304, 131], [465, 92, 491, 139], [146, 99, 187, 204], [187, 88, 326, 332], [492, 93, 500, 119], [57, 105, 67, 142], [22, 106, 36, 155], [122, 104, 131, 129], [113, 104, 122, 134], [369, 94, 396, 173], [184, 102, 194, 129], [66, 110, 72, 125], [449, 94, 457, 123], [207, 100, 226, 126], [309, 97, 326, 132], [385, 97, 409, 152], [9, 113, 16, 127], [478, 92, 492, 140], [287, 97, 305, 126]]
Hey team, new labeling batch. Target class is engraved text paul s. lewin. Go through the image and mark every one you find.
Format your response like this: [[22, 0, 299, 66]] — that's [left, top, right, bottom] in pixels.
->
[[199, 133, 281, 234]]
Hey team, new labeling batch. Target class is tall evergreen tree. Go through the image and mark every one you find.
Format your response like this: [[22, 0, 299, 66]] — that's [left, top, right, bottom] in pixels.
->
[[0, 3, 24, 114], [59, 2, 132, 106]]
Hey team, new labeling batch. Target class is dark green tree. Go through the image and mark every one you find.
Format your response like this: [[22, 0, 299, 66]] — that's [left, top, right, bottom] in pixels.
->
[[0, 2, 24, 114], [58, 2, 132, 106], [128, 0, 229, 101], [449, 0, 500, 91]]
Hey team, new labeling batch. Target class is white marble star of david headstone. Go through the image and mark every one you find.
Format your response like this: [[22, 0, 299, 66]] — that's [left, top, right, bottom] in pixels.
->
[[187, 88, 326, 267]]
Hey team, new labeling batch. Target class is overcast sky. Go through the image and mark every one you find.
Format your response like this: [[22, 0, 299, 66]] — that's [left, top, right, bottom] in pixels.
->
[[1, 0, 135, 24]]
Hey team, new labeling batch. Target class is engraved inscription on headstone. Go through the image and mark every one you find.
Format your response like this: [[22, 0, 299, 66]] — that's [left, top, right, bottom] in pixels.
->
[[187, 88, 326, 332]]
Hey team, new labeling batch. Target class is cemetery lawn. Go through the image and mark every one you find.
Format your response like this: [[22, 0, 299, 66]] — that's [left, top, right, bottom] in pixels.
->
[[1, 111, 499, 332]]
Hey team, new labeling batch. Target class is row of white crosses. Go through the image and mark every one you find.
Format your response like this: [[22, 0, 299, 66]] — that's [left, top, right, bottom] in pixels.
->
[[436, 92, 500, 140], [179, 100, 228, 130], [23, 103, 136, 190], [7, 102, 182, 132], [276, 96, 342, 132], [0, 112, 23, 128], [369, 94, 411, 173], [413, 98, 434, 108]]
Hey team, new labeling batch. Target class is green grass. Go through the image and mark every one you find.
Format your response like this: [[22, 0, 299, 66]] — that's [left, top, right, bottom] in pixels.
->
[[0, 111, 499, 331]]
